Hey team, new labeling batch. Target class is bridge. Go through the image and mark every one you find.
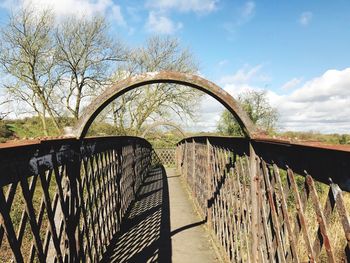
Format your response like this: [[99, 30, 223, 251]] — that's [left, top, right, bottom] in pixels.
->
[[0, 72, 349, 263]]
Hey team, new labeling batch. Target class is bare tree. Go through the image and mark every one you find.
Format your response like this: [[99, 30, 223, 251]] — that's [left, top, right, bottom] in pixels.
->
[[0, 7, 202, 137], [55, 16, 127, 119], [0, 7, 61, 135], [0, 5, 128, 136], [105, 36, 202, 136]]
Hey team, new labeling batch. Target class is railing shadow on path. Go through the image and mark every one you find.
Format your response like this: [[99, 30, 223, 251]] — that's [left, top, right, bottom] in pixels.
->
[[101, 165, 206, 263], [101, 165, 171, 262]]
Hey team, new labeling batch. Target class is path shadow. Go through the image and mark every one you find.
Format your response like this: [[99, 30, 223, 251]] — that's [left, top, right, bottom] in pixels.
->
[[171, 219, 206, 236], [101, 166, 171, 263]]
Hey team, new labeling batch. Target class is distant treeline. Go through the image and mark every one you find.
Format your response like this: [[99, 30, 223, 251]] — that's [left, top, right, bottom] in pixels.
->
[[279, 131, 350, 145], [1, 117, 349, 146]]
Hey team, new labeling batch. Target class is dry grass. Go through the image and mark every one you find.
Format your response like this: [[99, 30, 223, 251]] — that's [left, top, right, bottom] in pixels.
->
[[0, 172, 57, 262], [283, 173, 350, 262]]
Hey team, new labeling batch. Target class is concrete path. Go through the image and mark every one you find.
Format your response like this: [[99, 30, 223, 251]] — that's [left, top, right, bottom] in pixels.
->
[[167, 167, 220, 263], [102, 166, 221, 263]]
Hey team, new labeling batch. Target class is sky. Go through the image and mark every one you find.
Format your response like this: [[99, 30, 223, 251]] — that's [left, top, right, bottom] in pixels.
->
[[0, 0, 350, 133]]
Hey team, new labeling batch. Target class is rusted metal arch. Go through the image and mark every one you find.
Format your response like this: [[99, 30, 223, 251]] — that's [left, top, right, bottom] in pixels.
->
[[73, 71, 258, 138], [141, 121, 186, 138]]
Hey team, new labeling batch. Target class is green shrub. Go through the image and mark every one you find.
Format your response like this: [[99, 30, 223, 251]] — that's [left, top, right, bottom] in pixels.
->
[[0, 121, 14, 142]]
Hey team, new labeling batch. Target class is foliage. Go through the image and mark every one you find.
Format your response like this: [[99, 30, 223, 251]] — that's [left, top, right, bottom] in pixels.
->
[[217, 110, 244, 136], [4, 117, 72, 139], [145, 130, 183, 148], [217, 90, 278, 136], [0, 121, 14, 142], [280, 131, 350, 145], [86, 121, 116, 137]]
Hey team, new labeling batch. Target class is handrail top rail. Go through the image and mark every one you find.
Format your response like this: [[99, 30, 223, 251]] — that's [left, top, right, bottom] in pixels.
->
[[178, 135, 350, 153], [0, 135, 152, 151]]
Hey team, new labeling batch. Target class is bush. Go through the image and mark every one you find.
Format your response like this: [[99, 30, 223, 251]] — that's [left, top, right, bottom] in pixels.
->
[[0, 121, 14, 142]]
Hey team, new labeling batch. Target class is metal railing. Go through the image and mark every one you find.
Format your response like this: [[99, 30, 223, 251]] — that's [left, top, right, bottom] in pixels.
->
[[1, 134, 349, 262], [177, 136, 350, 263], [0, 136, 154, 263], [154, 148, 176, 167]]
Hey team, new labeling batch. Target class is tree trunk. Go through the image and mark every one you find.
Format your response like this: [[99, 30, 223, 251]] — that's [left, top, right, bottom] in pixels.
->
[[36, 91, 61, 133], [39, 113, 49, 136]]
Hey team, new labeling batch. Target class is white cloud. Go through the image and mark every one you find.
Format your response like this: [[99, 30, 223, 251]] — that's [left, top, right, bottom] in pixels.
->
[[0, 0, 13, 9], [126, 6, 142, 23], [241, 1, 255, 20], [186, 95, 225, 132], [189, 65, 266, 132], [236, 1, 256, 26], [268, 68, 350, 133], [299, 11, 313, 26], [2, 0, 126, 24], [218, 59, 229, 67], [146, 0, 218, 14], [281, 77, 302, 90], [223, 1, 255, 36], [145, 11, 182, 34], [194, 67, 350, 134], [219, 64, 269, 85], [111, 5, 126, 26], [289, 69, 350, 102]]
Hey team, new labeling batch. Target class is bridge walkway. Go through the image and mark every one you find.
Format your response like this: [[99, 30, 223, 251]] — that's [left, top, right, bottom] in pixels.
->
[[101, 166, 221, 263]]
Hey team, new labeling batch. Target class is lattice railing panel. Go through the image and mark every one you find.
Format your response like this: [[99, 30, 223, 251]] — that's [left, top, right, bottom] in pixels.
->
[[177, 136, 350, 263], [154, 148, 176, 167], [256, 161, 350, 262], [0, 136, 153, 263], [0, 148, 73, 263], [192, 143, 208, 217]]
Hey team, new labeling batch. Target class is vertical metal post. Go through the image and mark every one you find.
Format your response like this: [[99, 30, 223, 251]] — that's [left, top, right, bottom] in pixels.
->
[[181, 141, 187, 179], [66, 148, 81, 262], [206, 138, 212, 228], [175, 146, 179, 171], [184, 141, 188, 180], [132, 142, 136, 196], [192, 138, 196, 196], [249, 143, 259, 262]]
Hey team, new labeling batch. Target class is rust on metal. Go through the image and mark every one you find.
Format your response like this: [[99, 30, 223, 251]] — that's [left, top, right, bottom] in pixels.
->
[[177, 136, 350, 262], [72, 71, 258, 138], [1, 130, 350, 262], [305, 174, 335, 262], [0, 136, 155, 262], [178, 136, 350, 190]]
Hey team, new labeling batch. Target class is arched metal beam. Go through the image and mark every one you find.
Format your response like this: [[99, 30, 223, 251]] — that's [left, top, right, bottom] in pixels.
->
[[141, 121, 186, 138], [73, 71, 258, 138]]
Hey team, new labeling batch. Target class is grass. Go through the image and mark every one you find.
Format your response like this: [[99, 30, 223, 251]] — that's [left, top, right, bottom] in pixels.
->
[[275, 169, 349, 262], [218, 159, 350, 262], [1, 125, 349, 262], [279, 131, 350, 145], [0, 170, 59, 262], [2, 160, 350, 262]]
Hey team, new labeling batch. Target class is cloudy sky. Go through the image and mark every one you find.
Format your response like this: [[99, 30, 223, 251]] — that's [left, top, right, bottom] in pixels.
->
[[0, 0, 350, 133]]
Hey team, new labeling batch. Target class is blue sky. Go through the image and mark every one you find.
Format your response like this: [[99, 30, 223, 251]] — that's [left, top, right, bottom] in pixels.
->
[[1, 0, 350, 133], [111, 0, 350, 87]]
